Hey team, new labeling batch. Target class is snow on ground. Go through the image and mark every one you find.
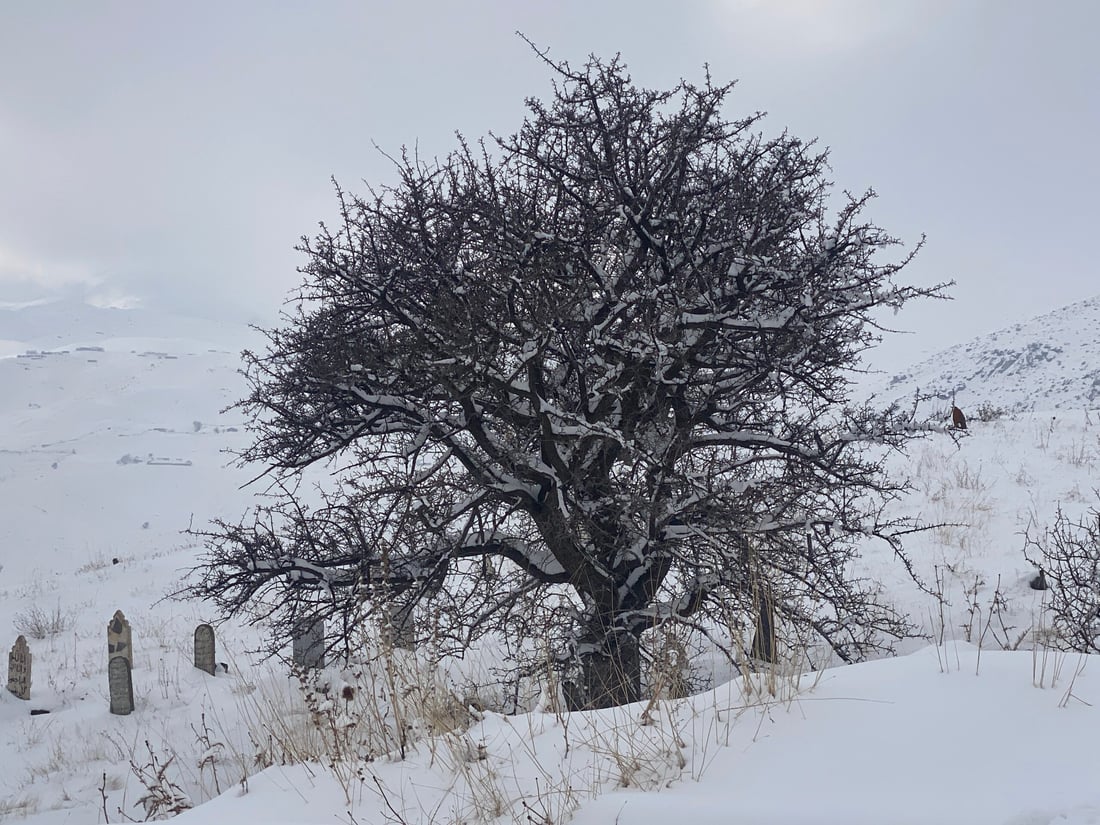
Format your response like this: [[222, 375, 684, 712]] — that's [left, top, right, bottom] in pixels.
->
[[2, 301, 1100, 824]]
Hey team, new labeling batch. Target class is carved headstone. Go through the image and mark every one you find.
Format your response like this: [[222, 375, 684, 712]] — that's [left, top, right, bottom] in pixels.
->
[[750, 584, 777, 664], [107, 610, 133, 669], [7, 635, 31, 700], [108, 655, 134, 715], [292, 618, 324, 670], [369, 561, 420, 650], [951, 405, 967, 430], [652, 635, 689, 700], [396, 599, 418, 650], [194, 624, 216, 676]]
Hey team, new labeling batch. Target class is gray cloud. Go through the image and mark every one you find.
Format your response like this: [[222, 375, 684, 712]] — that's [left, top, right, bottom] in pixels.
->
[[2, 0, 1097, 369]]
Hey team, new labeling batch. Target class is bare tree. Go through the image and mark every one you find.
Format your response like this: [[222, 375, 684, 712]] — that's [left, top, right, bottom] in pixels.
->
[[1024, 501, 1100, 652], [182, 49, 948, 709]]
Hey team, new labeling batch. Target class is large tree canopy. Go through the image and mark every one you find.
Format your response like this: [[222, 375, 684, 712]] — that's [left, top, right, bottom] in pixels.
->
[[185, 51, 947, 709]]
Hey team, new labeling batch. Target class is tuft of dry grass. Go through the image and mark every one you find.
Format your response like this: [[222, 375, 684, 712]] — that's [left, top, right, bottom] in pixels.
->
[[0, 794, 38, 822], [13, 602, 74, 640]]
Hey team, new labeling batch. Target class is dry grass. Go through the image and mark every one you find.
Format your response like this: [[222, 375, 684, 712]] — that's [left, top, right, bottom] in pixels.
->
[[0, 794, 37, 822], [13, 602, 74, 640]]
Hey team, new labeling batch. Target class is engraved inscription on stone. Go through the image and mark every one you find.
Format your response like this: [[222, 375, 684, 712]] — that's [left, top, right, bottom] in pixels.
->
[[292, 618, 325, 670], [7, 635, 31, 700], [108, 656, 134, 715], [194, 624, 216, 676], [107, 610, 133, 669]]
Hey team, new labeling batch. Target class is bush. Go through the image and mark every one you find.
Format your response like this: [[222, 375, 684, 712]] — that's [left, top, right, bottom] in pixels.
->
[[14, 603, 74, 639], [1023, 501, 1100, 652], [972, 402, 1007, 422]]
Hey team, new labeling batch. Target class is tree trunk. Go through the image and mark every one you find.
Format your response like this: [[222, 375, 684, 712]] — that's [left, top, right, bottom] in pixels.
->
[[570, 629, 641, 710]]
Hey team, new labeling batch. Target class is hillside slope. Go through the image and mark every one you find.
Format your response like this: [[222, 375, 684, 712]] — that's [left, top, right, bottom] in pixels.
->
[[3, 299, 1100, 825], [875, 293, 1100, 412]]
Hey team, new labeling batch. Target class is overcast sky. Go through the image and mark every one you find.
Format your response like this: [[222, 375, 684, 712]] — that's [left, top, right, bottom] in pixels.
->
[[2, 1, 1097, 372]]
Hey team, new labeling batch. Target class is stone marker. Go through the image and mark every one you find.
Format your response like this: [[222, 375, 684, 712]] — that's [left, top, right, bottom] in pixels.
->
[[369, 561, 419, 650], [292, 618, 325, 670], [194, 624, 216, 676], [7, 635, 31, 700], [382, 599, 417, 650], [107, 610, 133, 669], [652, 635, 689, 701], [108, 655, 134, 715]]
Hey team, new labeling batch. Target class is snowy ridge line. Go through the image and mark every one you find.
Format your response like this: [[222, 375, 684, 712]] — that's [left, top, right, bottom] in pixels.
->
[[874, 293, 1100, 413]]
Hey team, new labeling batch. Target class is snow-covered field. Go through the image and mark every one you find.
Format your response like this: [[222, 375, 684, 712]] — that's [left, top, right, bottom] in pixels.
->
[[3, 300, 1100, 824]]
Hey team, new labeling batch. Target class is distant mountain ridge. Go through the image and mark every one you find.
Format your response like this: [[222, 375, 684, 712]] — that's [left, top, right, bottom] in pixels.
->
[[877, 294, 1100, 412]]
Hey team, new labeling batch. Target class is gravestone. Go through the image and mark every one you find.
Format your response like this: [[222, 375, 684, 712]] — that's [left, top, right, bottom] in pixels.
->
[[292, 618, 325, 670], [652, 635, 689, 700], [108, 655, 134, 715], [369, 561, 419, 650], [382, 599, 417, 650], [193, 624, 216, 676], [7, 635, 31, 700], [750, 585, 777, 664], [107, 610, 133, 669]]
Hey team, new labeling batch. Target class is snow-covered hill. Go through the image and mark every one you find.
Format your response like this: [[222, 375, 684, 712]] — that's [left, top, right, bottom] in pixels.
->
[[0, 299, 258, 357], [874, 293, 1100, 413], [3, 299, 1100, 825]]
